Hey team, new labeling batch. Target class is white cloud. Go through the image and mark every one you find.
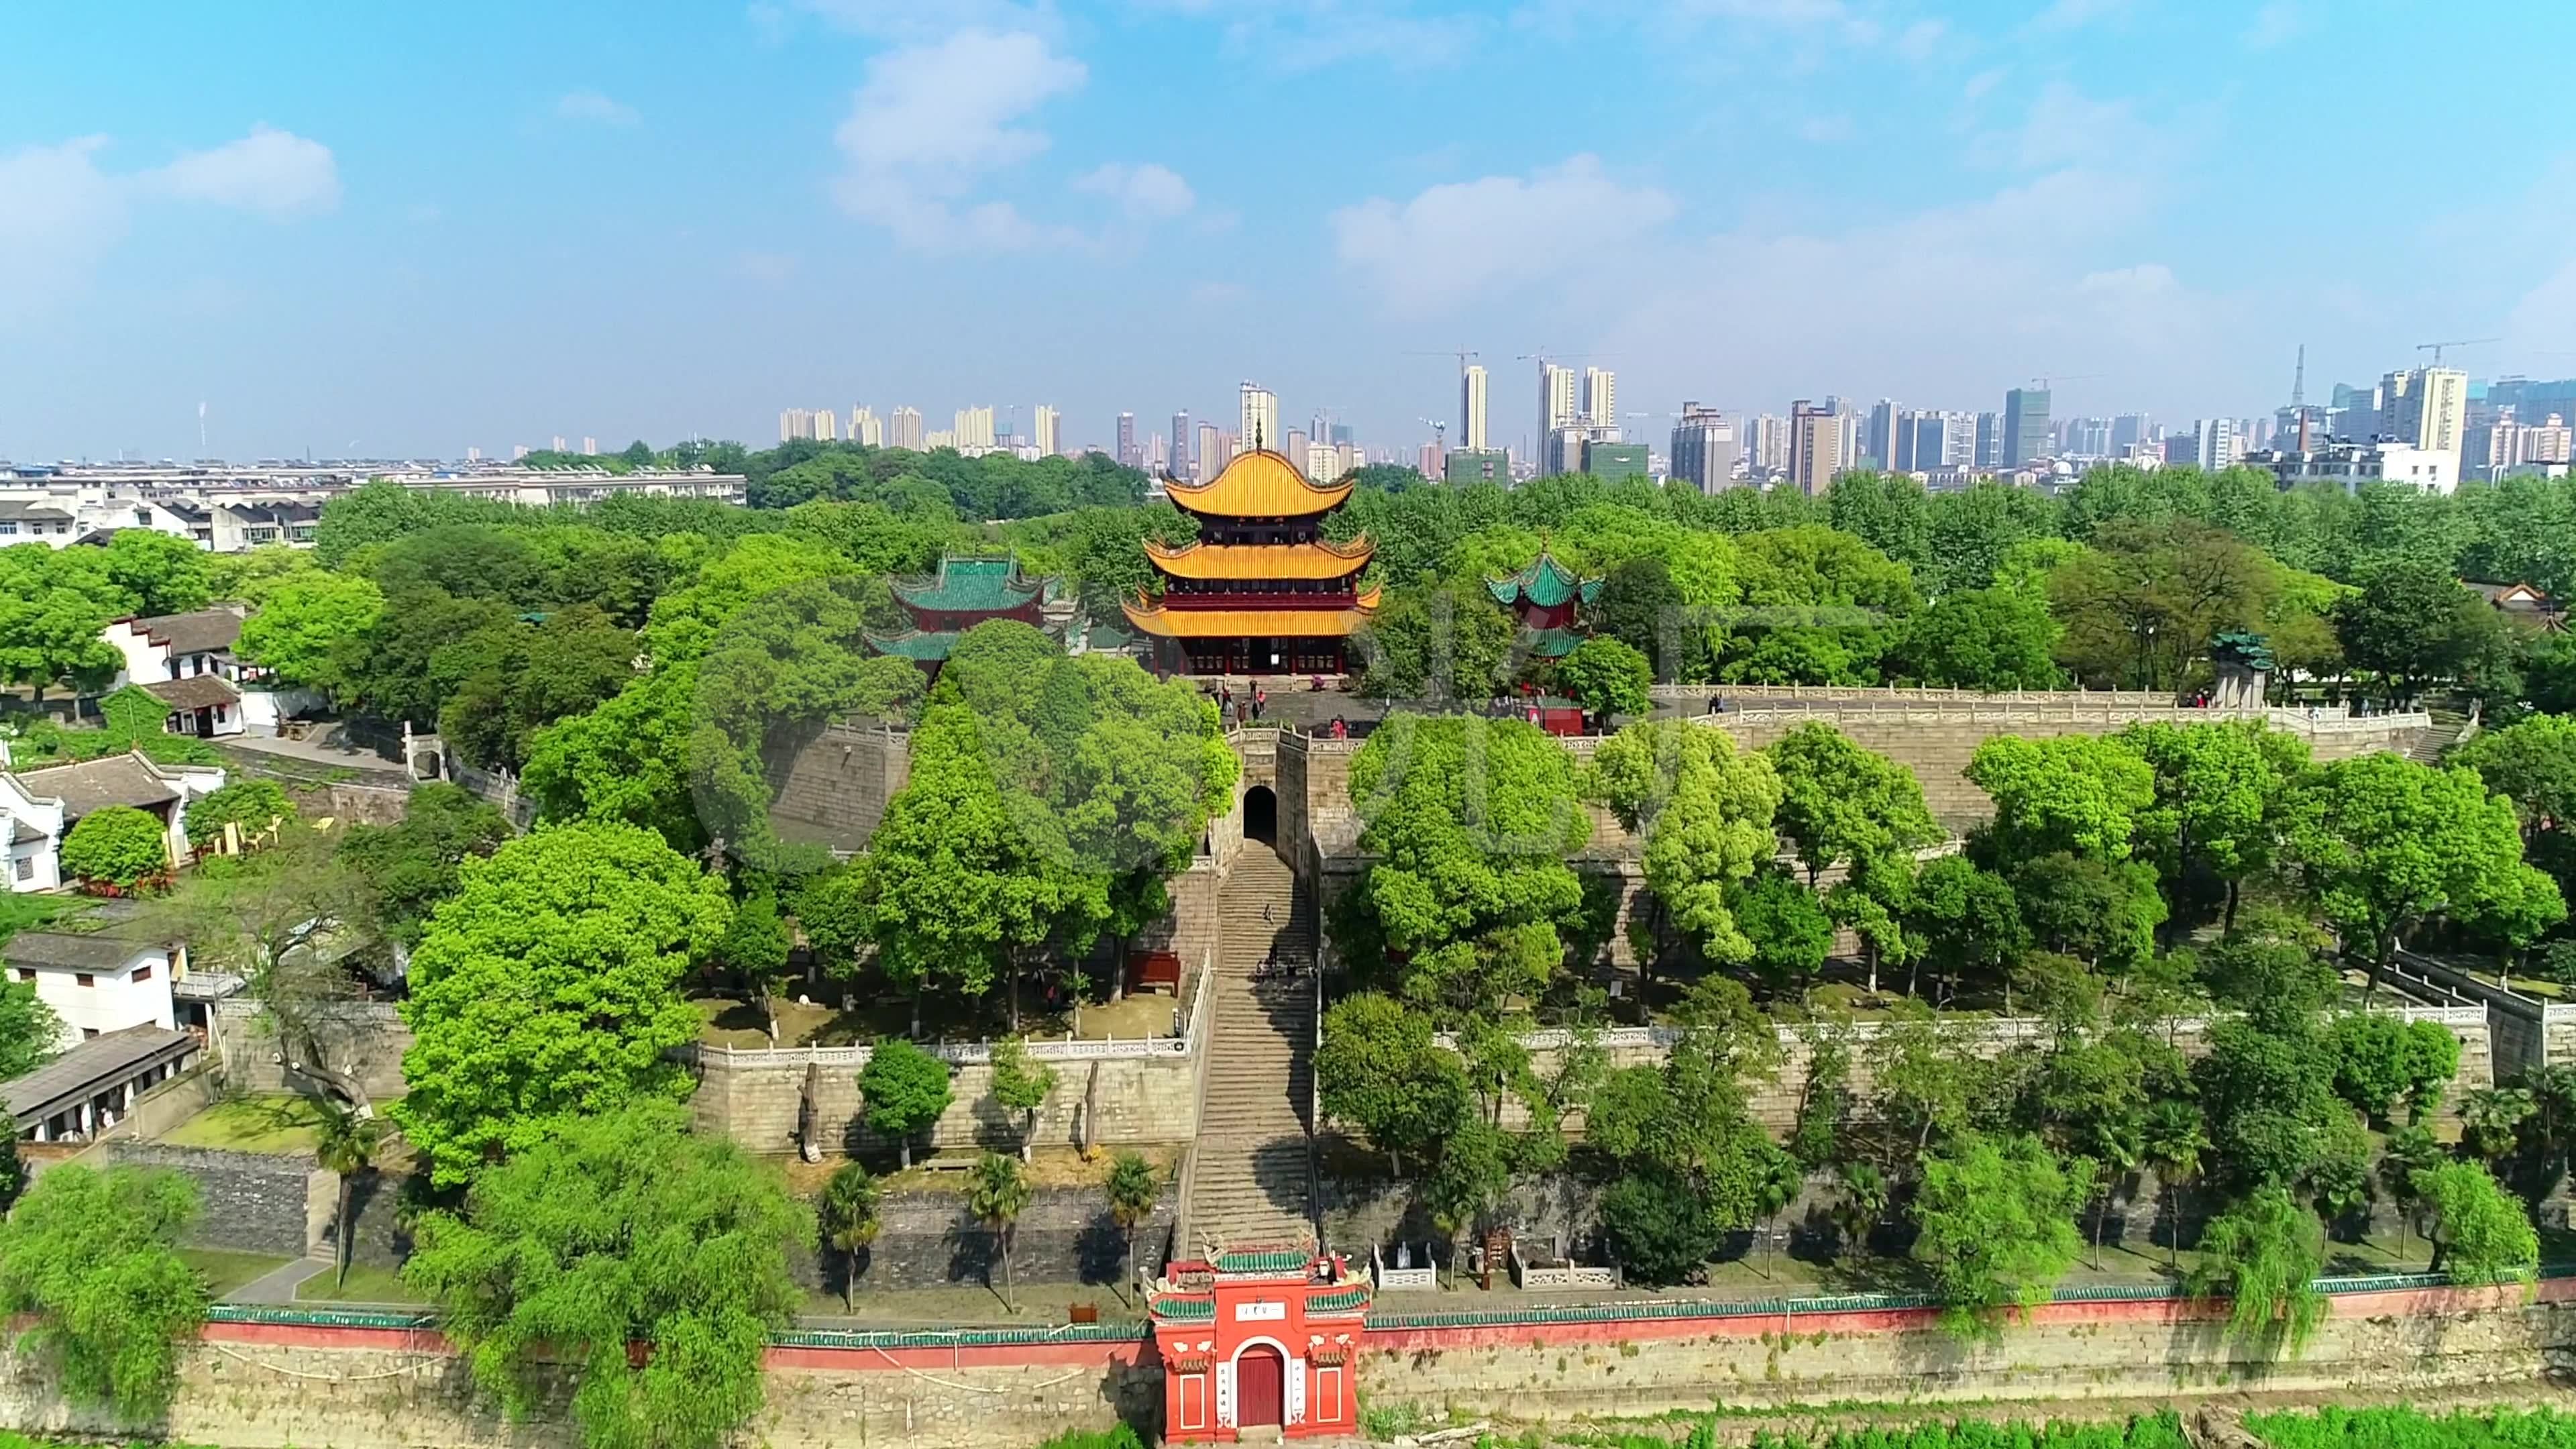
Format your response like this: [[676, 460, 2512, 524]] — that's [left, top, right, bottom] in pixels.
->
[[145, 125, 340, 217], [1072, 162, 1196, 220], [1796, 114, 1854, 144], [1963, 67, 2005, 101], [2241, 0, 2304, 50], [557, 89, 641, 125], [0, 127, 338, 317], [1150, 0, 1479, 69], [830, 28, 1087, 252], [1894, 17, 1945, 59], [1978, 82, 2149, 172], [794, 0, 1057, 41], [2029, 0, 2128, 31], [1329, 155, 1677, 313]]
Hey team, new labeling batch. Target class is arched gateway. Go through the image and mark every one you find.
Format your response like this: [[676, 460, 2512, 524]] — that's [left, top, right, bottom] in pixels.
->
[[1146, 1244, 1369, 1442]]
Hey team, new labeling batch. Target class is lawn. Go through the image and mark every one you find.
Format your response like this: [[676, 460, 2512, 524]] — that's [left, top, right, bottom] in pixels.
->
[[162, 1094, 329, 1153], [177, 1247, 290, 1297], [297, 1263, 429, 1305]]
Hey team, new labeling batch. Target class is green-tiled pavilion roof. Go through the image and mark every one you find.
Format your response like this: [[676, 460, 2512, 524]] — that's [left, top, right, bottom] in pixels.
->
[[1148, 1295, 1216, 1324], [1212, 1246, 1312, 1275], [864, 630, 958, 661], [1485, 551, 1601, 610], [1524, 627, 1583, 657], [892, 555, 1054, 614]]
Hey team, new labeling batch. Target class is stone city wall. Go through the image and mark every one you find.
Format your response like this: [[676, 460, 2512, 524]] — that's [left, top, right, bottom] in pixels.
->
[[213, 1000, 413, 1103], [92, 1142, 329, 1259], [5, 1279, 2569, 1449], [688, 1041, 1202, 1157], [770, 722, 913, 853]]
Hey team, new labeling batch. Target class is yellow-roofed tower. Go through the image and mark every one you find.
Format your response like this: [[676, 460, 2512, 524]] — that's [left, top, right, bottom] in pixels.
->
[[1124, 449, 1377, 675]]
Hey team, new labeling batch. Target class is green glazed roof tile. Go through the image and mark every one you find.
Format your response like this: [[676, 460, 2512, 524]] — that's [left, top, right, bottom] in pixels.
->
[[1486, 551, 1598, 610], [894, 555, 1047, 614], [865, 630, 958, 661]]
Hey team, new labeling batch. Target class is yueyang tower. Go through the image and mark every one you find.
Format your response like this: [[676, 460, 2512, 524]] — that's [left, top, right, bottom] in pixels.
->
[[1122, 449, 1378, 675]]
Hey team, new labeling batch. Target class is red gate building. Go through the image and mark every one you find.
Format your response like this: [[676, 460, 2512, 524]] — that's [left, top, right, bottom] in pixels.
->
[[1146, 1246, 1371, 1441]]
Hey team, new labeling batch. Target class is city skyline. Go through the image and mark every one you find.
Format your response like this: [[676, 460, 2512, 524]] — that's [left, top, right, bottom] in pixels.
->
[[7, 3, 2576, 462]]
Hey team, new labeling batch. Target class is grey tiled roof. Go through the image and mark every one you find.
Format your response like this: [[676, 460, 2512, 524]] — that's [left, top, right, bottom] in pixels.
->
[[3, 1025, 193, 1125]]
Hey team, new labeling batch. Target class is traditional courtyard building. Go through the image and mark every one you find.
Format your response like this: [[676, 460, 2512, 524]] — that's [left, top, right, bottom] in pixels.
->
[[1485, 550, 1601, 660], [865, 554, 1058, 672], [1123, 449, 1379, 676]]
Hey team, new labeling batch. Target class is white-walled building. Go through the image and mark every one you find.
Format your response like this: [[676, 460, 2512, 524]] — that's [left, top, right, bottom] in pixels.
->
[[4, 1024, 198, 1143], [0, 751, 225, 893], [3, 928, 178, 1050], [2243, 441, 2459, 495], [102, 608, 251, 738]]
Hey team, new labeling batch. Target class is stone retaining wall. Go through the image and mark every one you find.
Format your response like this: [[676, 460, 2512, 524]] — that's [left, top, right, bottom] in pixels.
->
[[94, 1142, 327, 1258], [815, 1186, 1177, 1295], [688, 1047, 1201, 1157]]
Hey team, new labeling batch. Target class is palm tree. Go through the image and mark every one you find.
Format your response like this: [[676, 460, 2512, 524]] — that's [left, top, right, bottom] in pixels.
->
[[1105, 1152, 1163, 1305], [313, 1103, 386, 1289], [2377, 1124, 2443, 1263], [968, 1152, 1032, 1313], [1830, 1161, 1887, 1267], [818, 1161, 883, 1312], [2139, 1099, 2206, 1273], [1752, 1149, 1805, 1281], [2459, 1087, 2536, 1168]]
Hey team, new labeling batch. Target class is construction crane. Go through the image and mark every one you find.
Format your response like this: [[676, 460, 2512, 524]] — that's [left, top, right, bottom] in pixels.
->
[[1403, 347, 1481, 371], [2025, 373, 2102, 390], [2418, 337, 2499, 366], [1417, 418, 1447, 446]]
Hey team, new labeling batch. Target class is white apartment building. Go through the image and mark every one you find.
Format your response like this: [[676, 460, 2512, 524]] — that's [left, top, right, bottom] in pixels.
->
[[2245, 441, 2458, 495], [2379, 368, 2469, 456], [1239, 384, 1280, 454], [1460, 365, 1489, 450], [4, 930, 178, 1050], [1032, 406, 1061, 456], [1583, 368, 1617, 433], [2194, 417, 2242, 472]]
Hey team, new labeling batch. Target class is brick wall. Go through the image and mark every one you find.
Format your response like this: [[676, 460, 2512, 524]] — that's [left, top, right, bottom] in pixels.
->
[[812, 1186, 1177, 1294], [769, 722, 912, 853], [213, 1002, 412, 1103]]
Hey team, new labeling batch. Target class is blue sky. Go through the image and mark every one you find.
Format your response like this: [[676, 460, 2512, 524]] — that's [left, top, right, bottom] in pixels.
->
[[5, 0, 2575, 464]]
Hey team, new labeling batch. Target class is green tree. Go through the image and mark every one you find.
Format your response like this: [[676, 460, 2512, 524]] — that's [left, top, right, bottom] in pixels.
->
[[2290, 753, 2565, 999], [1424, 1116, 1513, 1285], [1553, 636, 1652, 722], [1890, 586, 2063, 690], [1316, 993, 1468, 1175], [720, 888, 793, 1040], [1904, 856, 2026, 1003], [1346, 714, 1591, 1015], [2046, 519, 2289, 691], [0, 979, 64, 1081], [2140, 1097, 2208, 1271], [60, 804, 168, 890], [987, 1036, 1056, 1162], [2454, 714, 2576, 845], [394, 822, 731, 1185], [1968, 733, 2157, 867], [1731, 866, 1834, 996], [2377, 1124, 2445, 1262], [2119, 719, 2310, 934], [1105, 1151, 1163, 1303], [101, 529, 213, 616], [0, 1165, 209, 1419], [1764, 721, 1939, 890], [1589, 718, 1781, 969], [2412, 1160, 2538, 1286], [2334, 561, 2522, 706], [968, 1152, 1034, 1313], [1352, 583, 1517, 702], [859, 1038, 953, 1169], [182, 777, 296, 851], [1831, 1161, 1889, 1265], [1911, 1132, 2092, 1341], [523, 663, 707, 853], [0, 549, 123, 699], [2457, 1087, 2536, 1167], [1593, 555, 1687, 677], [1599, 1169, 1721, 1286], [403, 1104, 808, 1449], [335, 782, 513, 949], [2188, 1185, 2326, 1356], [314, 1104, 386, 1289], [818, 1160, 882, 1311], [235, 572, 385, 700]]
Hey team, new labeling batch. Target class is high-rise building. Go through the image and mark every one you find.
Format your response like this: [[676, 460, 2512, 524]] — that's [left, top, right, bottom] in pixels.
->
[[1116, 413, 1139, 468], [1196, 421, 1227, 480], [1285, 429, 1310, 468], [816, 411, 839, 442], [2194, 417, 2241, 472], [1170, 411, 1191, 478], [2067, 417, 2110, 457], [1460, 364, 1489, 450], [853, 407, 885, 446], [1670, 404, 1741, 494], [1582, 368, 1617, 433], [582, 436, 598, 455], [890, 407, 924, 450], [1032, 405, 1059, 456], [1975, 412, 2001, 468], [1746, 413, 1790, 473], [2002, 387, 2051, 468], [1540, 364, 1579, 437], [1417, 441, 1444, 478], [1329, 423, 1355, 447], [1444, 449, 1509, 484], [2110, 413, 2152, 451], [1305, 441, 1350, 484], [1788, 399, 1843, 496], [552, 435, 566, 451], [953, 406, 996, 450], [1542, 425, 1588, 478], [1239, 383, 1280, 453], [779, 409, 812, 442], [1584, 439, 1649, 479], [1866, 400, 1900, 470], [2379, 368, 2469, 458]]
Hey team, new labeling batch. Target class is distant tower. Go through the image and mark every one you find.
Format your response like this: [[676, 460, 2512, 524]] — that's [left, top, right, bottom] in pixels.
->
[[1460, 364, 1489, 450]]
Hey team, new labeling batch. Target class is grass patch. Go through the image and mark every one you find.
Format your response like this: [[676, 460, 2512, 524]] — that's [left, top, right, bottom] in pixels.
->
[[297, 1263, 428, 1305], [2246, 1405, 2576, 1449], [177, 1246, 292, 1296], [162, 1094, 328, 1153]]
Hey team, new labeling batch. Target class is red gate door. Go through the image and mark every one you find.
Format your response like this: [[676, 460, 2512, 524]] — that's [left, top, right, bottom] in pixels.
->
[[1236, 1346, 1284, 1429]]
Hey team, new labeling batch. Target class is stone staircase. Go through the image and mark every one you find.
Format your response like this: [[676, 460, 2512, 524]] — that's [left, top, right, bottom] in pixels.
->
[[1181, 844, 1320, 1254], [2408, 706, 2475, 764]]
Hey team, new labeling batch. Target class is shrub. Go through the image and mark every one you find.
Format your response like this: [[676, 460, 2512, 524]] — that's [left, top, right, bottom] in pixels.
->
[[60, 805, 170, 890]]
